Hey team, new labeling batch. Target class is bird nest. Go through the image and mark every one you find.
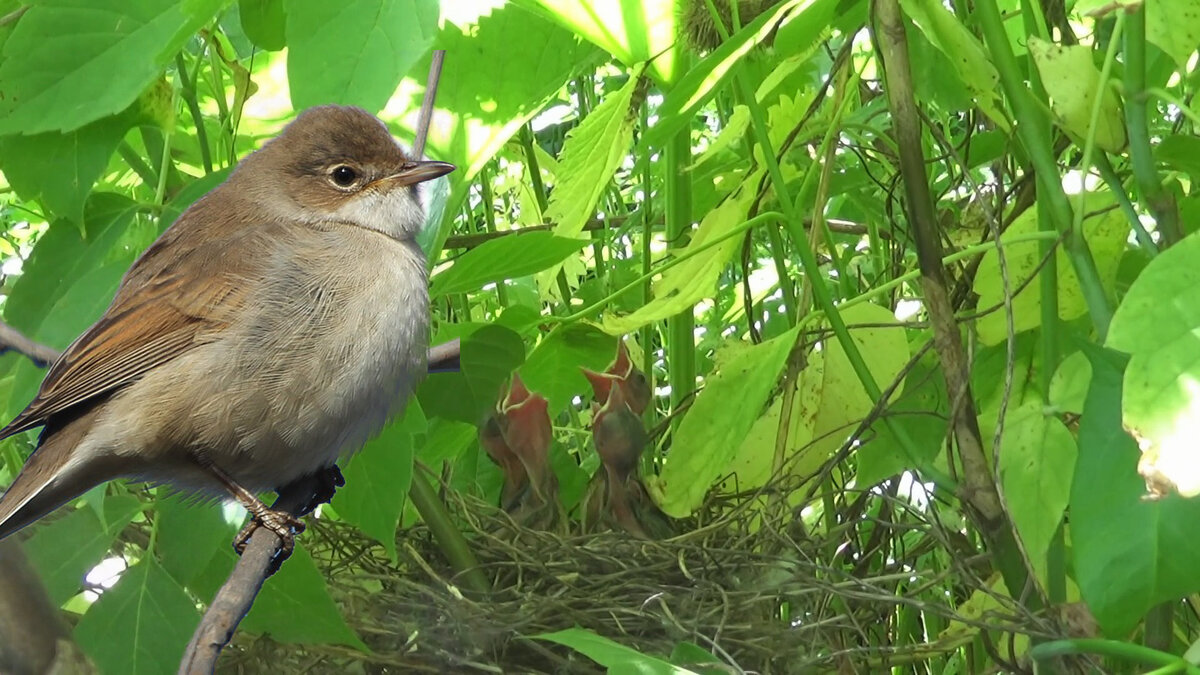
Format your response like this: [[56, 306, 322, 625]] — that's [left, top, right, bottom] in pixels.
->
[[218, 480, 1061, 674]]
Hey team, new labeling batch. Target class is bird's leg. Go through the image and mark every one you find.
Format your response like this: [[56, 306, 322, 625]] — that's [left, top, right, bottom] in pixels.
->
[[198, 459, 306, 558]]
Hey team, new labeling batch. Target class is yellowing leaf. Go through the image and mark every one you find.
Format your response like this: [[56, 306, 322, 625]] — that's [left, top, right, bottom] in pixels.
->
[[1145, 0, 1200, 67], [602, 179, 757, 335], [653, 327, 798, 517], [1028, 37, 1127, 153], [974, 191, 1125, 346], [899, 0, 1010, 132]]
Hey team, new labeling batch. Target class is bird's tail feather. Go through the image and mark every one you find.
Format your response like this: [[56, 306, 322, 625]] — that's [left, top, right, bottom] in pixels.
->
[[0, 408, 110, 542]]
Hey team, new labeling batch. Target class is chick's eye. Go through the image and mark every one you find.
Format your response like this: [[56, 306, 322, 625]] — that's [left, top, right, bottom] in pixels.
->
[[330, 165, 358, 187]]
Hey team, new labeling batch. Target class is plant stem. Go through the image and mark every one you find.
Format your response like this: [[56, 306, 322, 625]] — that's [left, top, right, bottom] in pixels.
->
[[407, 468, 490, 596], [1124, 6, 1183, 247], [175, 53, 213, 174], [664, 124, 695, 408]]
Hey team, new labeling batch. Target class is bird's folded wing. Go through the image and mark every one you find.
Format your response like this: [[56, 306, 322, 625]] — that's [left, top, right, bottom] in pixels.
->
[[0, 223, 268, 440]]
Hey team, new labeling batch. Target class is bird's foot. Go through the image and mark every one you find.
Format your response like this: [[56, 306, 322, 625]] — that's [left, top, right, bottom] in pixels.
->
[[232, 509, 307, 558]]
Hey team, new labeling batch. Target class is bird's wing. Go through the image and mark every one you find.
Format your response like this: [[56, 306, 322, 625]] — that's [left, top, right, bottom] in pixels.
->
[[0, 205, 275, 440]]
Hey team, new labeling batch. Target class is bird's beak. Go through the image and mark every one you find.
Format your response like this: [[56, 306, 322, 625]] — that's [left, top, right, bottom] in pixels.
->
[[387, 160, 456, 186]]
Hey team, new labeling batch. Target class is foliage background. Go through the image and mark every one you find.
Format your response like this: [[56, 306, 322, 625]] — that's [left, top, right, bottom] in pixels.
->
[[1, 0, 1199, 672]]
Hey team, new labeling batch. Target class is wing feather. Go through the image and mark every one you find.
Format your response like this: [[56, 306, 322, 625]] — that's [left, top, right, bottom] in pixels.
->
[[0, 198, 273, 440]]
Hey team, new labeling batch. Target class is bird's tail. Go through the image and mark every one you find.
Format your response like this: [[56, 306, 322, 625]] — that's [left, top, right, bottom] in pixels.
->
[[0, 408, 111, 542]]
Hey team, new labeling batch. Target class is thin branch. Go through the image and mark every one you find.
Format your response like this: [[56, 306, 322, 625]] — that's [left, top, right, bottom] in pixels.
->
[[411, 50, 444, 158], [0, 321, 60, 366]]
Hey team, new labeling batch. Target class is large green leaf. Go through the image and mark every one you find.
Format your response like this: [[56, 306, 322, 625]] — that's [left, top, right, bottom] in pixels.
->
[[655, 327, 798, 517], [285, 0, 438, 111], [0, 113, 131, 222], [520, 322, 617, 414], [0, 0, 226, 134], [1145, 0, 1200, 67], [416, 324, 525, 423], [1070, 344, 1200, 636], [74, 559, 201, 675], [514, 0, 678, 83], [333, 401, 427, 562], [1107, 231, 1200, 497], [998, 402, 1076, 583], [23, 495, 140, 605], [430, 232, 591, 296], [535, 627, 698, 674], [239, 0, 286, 51], [241, 542, 366, 648]]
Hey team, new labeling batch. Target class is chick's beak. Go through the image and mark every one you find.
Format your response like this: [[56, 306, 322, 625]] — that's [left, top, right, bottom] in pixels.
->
[[389, 160, 456, 186]]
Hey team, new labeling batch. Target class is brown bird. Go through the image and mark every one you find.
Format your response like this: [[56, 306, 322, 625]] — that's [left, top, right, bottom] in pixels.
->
[[479, 413, 528, 512], [0, 106, 454, 555], [581, 340, 651, 416], [591, 381, 651, 538]]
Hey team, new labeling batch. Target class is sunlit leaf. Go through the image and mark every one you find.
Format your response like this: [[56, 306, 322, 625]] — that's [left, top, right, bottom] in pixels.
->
[[535, 627, 699, 674], [1028, 37, 1125, 153], [430, 232, 591, 296]]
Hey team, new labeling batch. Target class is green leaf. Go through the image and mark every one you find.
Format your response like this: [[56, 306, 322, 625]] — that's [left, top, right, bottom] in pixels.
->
[[644, 0, 809, 149], [655, 327, 798, 517], [74, 559, 201, 675], [241, 542, 366, 649], [1028, 38, 1125, 153], [514, 0, 678, 83], [859, 354, 947, 487], [998, 402, 1077, 583], [1107, 231, 1200, 497], [520, 323, 617, 414], [24, 495, 140, 605], [333, 401, 427, 562], [285, 0, 438, 111], [155, 495, 240, 586], [535, 627, 698, 674], [0, 0, 226, 134], [974, 191, 1125, 346], [0, 113, 131, 222], [899, 0, 1010, 132], [546, 65, 644, 242], [430, 232, 591, 296], [239, 0, 286, 51], [602, 184, 755, 335], [417, 324, 526, 423], [1070, 344, 1200, 636]]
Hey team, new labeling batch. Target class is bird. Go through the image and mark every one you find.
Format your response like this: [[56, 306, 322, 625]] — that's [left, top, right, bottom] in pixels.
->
[[0, 105, 454, 556], [580, 340, 652, 416]]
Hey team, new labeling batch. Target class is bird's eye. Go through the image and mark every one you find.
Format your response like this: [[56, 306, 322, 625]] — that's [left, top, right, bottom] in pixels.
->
[[330, 165, 358, 187]]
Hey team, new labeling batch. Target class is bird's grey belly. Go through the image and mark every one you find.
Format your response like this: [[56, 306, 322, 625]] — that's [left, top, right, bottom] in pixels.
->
[[93, 238, 429, 494]]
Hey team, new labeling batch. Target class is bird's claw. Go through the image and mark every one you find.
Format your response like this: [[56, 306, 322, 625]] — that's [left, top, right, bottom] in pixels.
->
[[232, 509, 306, 561]]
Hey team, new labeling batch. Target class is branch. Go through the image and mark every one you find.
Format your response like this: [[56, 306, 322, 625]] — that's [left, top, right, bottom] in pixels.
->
[[0, 322, 60, 366]]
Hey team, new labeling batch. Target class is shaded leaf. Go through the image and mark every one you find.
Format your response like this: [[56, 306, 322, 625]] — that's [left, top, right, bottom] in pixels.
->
[[521, 323, 617, 414], [74, 559, 200, 675], [242, 542, 366, 649], [240, 0, 286, 51], [155, 495, 240, 586], [333, 401, 427, 562], [1070, 344, 1200, 635], [0, 113, 131, 222], [24, 495, 140, 605]]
